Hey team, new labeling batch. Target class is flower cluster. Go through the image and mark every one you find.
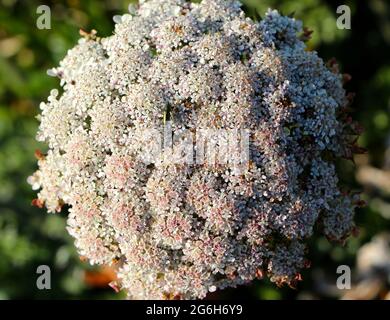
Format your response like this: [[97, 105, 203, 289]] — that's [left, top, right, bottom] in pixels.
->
[[29, 0, 361, 299]]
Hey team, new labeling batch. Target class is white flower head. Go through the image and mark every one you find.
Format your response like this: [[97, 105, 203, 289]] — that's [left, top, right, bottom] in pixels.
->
[[30, 0, 360, 299]]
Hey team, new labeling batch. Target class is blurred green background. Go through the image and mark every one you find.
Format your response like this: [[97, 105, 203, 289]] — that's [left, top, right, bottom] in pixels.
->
[[0, 0, 389, 300]]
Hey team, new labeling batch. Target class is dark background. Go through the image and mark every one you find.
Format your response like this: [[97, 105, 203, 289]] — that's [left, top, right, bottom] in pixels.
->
[[0, 0, 389, 299]]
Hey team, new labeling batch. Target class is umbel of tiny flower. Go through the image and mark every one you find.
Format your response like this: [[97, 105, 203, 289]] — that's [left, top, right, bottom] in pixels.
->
[[29, 0, 363, 300]]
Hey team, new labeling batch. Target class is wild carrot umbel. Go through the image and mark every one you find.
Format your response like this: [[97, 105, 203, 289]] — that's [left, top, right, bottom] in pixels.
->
[[29, 0, 361, 299]]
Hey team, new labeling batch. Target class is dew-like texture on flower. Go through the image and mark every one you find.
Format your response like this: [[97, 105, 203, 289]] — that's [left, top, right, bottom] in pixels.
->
[[30, 0, 361, 299]]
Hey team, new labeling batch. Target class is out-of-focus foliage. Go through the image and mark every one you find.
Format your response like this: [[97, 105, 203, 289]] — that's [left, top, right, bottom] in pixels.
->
[[0, 0, 389, 299]]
